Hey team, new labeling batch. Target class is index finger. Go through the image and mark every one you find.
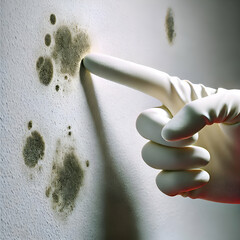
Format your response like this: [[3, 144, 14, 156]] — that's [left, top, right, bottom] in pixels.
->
[[83, 53, 216, 113], [83, 53, 187, 112]]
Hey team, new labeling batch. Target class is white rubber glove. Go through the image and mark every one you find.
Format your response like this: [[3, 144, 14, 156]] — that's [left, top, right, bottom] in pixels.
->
[[83, 53, 240, 204]]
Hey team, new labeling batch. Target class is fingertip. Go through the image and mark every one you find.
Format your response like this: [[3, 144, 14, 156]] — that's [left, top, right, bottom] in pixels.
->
[[155, 170, 210, 197], [162, 124, 199, 143]]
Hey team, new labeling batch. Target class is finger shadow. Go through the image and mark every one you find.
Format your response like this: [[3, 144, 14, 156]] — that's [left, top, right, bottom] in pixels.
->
[[80, 62, 139, 240]]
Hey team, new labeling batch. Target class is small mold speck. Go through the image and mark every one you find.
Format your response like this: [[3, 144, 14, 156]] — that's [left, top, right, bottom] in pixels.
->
[[64, 75, 68, 80], [68, 126, 71, 130], [165, 8, 176, 44], [50, 14, 56, 25], [55, 85, 60, 91], [86, 160, 89, 167], [68, 131, 72, 136], [52, 191, 59, 203], [28, 121, 32, 130], [45, 34, 51, 47], [46, 187, 51, 197]]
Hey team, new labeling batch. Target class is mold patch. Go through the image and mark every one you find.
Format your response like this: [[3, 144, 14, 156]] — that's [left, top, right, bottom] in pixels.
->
[[36, 57, 53, 85], [50, 14, 56, 25], [165, 8, 176, 44], [28, 121, 32, 130], [45, 34, 51, 46], [23, 131, 45, 168], [46, 143, 84, 216], [52, 26, 90, 76]]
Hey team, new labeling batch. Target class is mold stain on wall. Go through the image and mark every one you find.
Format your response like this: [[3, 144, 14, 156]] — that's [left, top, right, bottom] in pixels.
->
[[50, 14, 56, 25], [36, 56, 53, 85], [45, 34, 51, 47], [46, 141, 84, 217], [23, 131, 45, 168], [52, 25, 90, 76], [165, 8, 176, 44], [28, 120, 32, 130], [36, 14, 90, 89]]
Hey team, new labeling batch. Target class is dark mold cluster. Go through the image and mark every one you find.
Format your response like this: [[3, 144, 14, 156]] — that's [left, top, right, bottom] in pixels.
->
[[36, 57, 53, 86], [52, 26, 90, 76], [46, 150, 84, 216], [45, 34, 51, 47], [165, 8, 176, 44], [36, 14, 90, 89], [50, 14, 56, 25], [23, 131, 45, 168]]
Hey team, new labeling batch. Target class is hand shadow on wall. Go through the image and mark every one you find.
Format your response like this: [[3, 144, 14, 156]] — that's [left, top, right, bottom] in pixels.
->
[[80, 62, 139, 240]]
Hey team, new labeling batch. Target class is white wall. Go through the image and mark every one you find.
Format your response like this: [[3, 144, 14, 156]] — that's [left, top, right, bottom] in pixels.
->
[[1, 0, 240, 239]]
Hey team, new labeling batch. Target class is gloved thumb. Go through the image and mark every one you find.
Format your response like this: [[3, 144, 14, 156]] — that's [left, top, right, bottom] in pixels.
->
[[162, 89, 240, 141]]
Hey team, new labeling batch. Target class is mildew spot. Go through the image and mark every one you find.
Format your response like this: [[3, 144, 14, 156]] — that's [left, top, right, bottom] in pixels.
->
[[86, 160, 89, 167], [36, 57, 53, 85], [50, 14, 56, 25], [55, 85, 60, 91], [52, 26, 90, 76], [23, 131, 45, 168], [28, 121, 32, 130], [46, 187, 51, 197], [165, 8, 176, 44], [68, 131, 72, 136], [45, 34, 51, 46], [36, 57, 44, 70], [47, 145, 84, 216]]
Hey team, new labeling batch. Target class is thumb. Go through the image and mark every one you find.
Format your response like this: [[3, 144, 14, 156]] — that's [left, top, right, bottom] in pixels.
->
[[162, 89, 240, 141]]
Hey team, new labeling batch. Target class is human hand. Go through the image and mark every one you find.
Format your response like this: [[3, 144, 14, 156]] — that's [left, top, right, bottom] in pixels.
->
[[83, 53, 240, 203]]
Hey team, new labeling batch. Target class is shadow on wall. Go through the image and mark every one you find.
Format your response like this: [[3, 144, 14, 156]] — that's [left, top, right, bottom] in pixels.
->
[[80, 63, 139, 240]]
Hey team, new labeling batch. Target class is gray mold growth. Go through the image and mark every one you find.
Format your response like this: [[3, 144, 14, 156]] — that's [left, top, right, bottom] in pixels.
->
[[36, 57, 53, 85], [50, 14, 56, 25], [45, 34, 51, 46], [28, 121, 32, 130], [52, 26, 90, 76], [46, 143, 84, 217], [23, 131, 45, 168], [165, 8, 176, 44]]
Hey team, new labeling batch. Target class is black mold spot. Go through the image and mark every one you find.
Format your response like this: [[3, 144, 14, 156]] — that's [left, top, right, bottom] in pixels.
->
[[52, 191, 59, 203], [23, 131, 45, 168], [46, 187, 51, 197], [86, 160, 89, 167], [68, 126, 71, 129], [45, 34, 51, 46], [165, 8, 176, 44], [55, 85, 60, 91], [52, 26, 90, 76], [28, 121, 32, 130], [36, 57, 44, 70], [68, 131, 72, 136], [50, 14, 56, 25], [64, 75, 68, 80], [36, 57, 53, 86], [47, 150, 84, 216]]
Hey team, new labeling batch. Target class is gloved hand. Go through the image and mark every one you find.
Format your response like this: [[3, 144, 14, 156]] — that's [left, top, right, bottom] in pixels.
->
[[83, 53, 240, 204]]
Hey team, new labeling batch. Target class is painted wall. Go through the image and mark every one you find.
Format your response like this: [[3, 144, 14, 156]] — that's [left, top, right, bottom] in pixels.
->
[[1, 0, 240, 239]]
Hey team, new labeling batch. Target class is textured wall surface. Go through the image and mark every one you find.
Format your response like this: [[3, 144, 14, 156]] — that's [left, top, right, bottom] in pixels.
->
[[1, 0, 240, 240]]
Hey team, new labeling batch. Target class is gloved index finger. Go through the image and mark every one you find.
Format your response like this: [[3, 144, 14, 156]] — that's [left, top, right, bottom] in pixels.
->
[[83, 53, 191, 113]]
